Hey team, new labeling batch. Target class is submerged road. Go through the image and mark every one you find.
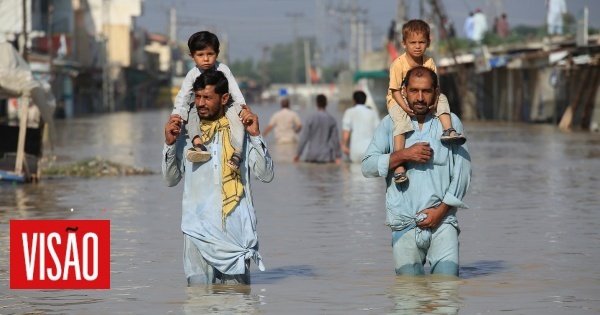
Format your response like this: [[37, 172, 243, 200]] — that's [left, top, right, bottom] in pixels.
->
[[1, 105, 599, 314]]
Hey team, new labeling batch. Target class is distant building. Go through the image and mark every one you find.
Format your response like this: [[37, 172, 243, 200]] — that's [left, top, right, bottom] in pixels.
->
[[0, 0, 169, 116]]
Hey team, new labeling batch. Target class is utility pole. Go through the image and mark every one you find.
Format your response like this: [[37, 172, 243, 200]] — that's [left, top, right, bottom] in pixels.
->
[[396, 0, 409, 28], [221, 32, 229, 64], [357, 18, 365, 71], [169, 8, 177, 43], [349, 5, 357, 71], [21, 0, 28, 60], [286, 12, 303, 101], [365, 24, 372, 53], [102, 0, 114, 112], [304, 39, 311, 87], [260, 45, 270, 89], [168, 7, 176, 88], [346, 2, 367, 72], [327, 1, 367, 72], [48, 1, 54, 85], [314, 0, 325, 82]]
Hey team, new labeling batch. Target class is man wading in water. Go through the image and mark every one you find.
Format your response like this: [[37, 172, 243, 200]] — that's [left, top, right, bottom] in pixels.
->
[[163, 70, 274, 284], [362, 66, 472, 276]]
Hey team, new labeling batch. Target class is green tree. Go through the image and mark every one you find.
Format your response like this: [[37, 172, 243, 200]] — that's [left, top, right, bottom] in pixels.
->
[[268, 37, 318, 84], [231, 37, 335, 85], [268, 42, 294, 83]]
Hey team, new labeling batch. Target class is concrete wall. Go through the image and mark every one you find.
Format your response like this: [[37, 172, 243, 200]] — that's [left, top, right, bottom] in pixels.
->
[[105, 24, 131, 67], [144, 42, 170, 72], [80, 0, 141, 67], [84, 0, 140, 34]]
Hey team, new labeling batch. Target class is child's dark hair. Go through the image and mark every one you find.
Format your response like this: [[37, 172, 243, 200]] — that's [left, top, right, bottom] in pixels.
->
[[402, 19, 431, 45], [187, 31, 220, 54], [193, 70, 229, 95]]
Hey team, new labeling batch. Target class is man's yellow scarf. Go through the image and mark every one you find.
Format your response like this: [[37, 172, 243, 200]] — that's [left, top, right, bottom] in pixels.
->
[[200, 116, 243, 227]]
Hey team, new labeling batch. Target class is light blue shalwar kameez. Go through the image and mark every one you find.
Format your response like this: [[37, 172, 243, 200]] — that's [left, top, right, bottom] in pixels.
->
[[361, 114, 471, 276], [162, 126, 274, 284], [547, 0, 567, 35]]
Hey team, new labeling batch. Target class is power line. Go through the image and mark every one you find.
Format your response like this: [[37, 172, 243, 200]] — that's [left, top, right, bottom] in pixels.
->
[[325, 0, 368, 71]]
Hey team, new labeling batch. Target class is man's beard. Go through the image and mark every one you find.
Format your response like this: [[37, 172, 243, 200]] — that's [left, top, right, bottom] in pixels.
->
[[198, 108, 221, 121], [196, 97, 224, 121], [410, 100, 432, 115]]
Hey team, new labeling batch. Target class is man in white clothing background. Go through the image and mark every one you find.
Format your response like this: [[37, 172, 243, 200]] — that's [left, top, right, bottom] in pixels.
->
[[547, 0, 567, 36], [341, 91, 380, 163]]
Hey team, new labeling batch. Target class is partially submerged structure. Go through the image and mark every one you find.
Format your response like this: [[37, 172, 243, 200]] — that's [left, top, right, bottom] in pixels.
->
[[0, 42, 56, 182], [437, 37, 600, 132], [348, 34, 600, 133]]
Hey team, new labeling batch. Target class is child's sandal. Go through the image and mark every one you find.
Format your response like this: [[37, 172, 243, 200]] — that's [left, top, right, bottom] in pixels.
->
[[393, 171, 408, 183], [186, 143, 211, 163], [441, 128, 467, 145], [227, 152, 243, 170]]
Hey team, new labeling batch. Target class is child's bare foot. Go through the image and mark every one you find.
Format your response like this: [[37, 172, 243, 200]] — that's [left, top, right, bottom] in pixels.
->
[[393, 166, 408, 183], [186, 143, 211, 163], [226, 152, 243, 170], [441, 128, 466, 145]]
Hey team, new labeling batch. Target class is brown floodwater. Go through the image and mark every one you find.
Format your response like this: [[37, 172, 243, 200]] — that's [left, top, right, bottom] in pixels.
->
[[1, 104, 599, 314]]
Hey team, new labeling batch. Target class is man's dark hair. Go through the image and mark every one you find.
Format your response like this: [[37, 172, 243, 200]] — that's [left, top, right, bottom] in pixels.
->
[[281, 98, 290, 108], [193, 70, 229, 95], [404, 66, 438, 90], [353, 91, 367, 104], [188, 31, 220, 54], [316, 94, 327, 108]]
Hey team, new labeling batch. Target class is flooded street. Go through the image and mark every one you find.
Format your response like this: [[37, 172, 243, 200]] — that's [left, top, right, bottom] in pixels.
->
[[1, 104, 599, 314]]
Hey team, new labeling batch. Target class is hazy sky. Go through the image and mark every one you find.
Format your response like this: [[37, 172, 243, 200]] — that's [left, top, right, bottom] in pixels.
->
[[137, 0, 599, 63]]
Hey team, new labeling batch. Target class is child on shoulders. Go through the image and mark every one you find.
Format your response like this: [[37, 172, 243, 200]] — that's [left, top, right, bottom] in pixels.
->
[[172, 31, 246, 170], [386, 19, 466, 183]]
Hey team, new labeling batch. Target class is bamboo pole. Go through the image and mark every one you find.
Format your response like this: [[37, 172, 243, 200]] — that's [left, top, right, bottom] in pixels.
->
[[15, 91, 30, 177], [21, 0, 28, 60]]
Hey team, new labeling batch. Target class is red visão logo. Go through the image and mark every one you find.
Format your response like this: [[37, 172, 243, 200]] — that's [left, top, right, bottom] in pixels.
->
[[10, 220, 110, 289]]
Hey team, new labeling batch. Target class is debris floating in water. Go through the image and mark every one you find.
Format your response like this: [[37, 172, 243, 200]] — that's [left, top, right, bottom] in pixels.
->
[[42, 158, 155, 178]]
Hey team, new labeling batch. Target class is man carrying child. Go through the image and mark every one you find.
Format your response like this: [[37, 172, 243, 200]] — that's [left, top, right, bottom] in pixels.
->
[[173, 31, 247, 170], [386, 19, 466, 183]]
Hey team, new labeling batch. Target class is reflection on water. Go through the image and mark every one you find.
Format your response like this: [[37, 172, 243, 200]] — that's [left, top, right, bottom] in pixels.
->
[[184, 285, 261, 315], [268, 143, 297, 164], [252, 265, 316, 285], [387, 275, 462, 315], [0, 181, 74, 215], [52, 111, 166, 170], [296, 163, 344, 209], [1, 109, 599, 314], [460, 260, 509, 279]]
